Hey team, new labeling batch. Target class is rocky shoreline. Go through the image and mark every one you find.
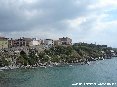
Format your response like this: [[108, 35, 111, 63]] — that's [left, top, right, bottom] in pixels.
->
[[0, 56, 111, 71], [0, 44, 117, 71]]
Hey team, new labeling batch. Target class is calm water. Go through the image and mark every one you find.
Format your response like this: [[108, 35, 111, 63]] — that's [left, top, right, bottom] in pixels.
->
[[1, 57, 117, 87]]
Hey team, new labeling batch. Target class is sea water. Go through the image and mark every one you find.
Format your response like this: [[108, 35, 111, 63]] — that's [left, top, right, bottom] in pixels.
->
[[0, 57, 117, 87]]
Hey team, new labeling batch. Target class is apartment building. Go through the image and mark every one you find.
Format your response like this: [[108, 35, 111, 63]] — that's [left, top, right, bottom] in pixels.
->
[[59, 37, 72, 45]]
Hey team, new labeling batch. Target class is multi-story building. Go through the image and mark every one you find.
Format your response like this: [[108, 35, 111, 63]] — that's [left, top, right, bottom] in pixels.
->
[[8, 38, 16, 48], [29, 38, 42, 46], [14, 37, 26, 47], [8, 37, 45, 47], [9, 37, 33, 47], [44, 39, 54, 46], [59, 37, 72, 45], [23, 37, 33, 46], [0, 37, 8, 49], [54, 40, 62, 46]]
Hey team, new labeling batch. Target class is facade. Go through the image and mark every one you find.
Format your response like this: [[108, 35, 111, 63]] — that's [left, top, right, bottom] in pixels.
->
[[29, 39, 42, 46], [8, 38, 16, 48], [59, 37, 72, 45], [44, 39, 54, 46], [54, 40, 62, 46], [0, 37, 8, 49], [9, 37, 33, 47], [23, 37, 33, 46], [14, 38, 27, 47], [8, 38, 44, 47]]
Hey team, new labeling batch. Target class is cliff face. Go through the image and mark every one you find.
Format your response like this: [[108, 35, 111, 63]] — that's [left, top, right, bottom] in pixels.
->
[[0, 44, 116, 67]]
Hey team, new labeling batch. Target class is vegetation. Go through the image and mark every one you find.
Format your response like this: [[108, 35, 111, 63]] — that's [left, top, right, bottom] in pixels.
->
[[0, 43, 116, 67], [16, 45, 116, 66]]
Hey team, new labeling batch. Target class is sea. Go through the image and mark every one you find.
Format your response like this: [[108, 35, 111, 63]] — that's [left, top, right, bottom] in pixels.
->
[[0, 57, 117, 87]]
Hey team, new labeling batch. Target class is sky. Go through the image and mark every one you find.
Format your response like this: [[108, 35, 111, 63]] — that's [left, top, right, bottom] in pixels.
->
[[0, 0, 117, 47]]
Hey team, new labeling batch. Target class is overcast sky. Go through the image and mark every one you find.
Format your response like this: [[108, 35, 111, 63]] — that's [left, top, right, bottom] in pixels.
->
[[0, 0, 117, 47]]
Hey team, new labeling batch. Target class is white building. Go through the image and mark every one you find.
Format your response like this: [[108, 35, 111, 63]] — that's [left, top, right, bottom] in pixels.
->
[[29, 39, 42, 46]]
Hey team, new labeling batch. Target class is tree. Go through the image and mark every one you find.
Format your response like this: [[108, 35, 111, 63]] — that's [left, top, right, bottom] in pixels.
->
[[19, 51, 28, 66]]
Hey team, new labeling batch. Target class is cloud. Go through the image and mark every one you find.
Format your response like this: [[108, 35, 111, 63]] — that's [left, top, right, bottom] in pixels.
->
[[0, 0, 117, 47], [0, 0, 92, 32], [88, 0, 117, 10]]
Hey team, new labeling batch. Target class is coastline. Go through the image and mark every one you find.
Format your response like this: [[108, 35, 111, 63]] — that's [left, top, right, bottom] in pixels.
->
[[0, 57, 110, 71], [0, 44, 117, 71]]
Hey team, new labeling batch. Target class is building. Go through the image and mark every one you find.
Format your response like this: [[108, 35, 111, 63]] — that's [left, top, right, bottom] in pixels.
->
[[0, 37, 8, 49], [44, 39, 54, 47], [12, 37, 33, 47], [8, 38, 16, 48], [23, 37, 33, 46], [54, 40, 62, 46], [59, 37, 72, 45], [29, 39, 42, 46], [8, 37, 44, 47], [14, 37, 26, 47]]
